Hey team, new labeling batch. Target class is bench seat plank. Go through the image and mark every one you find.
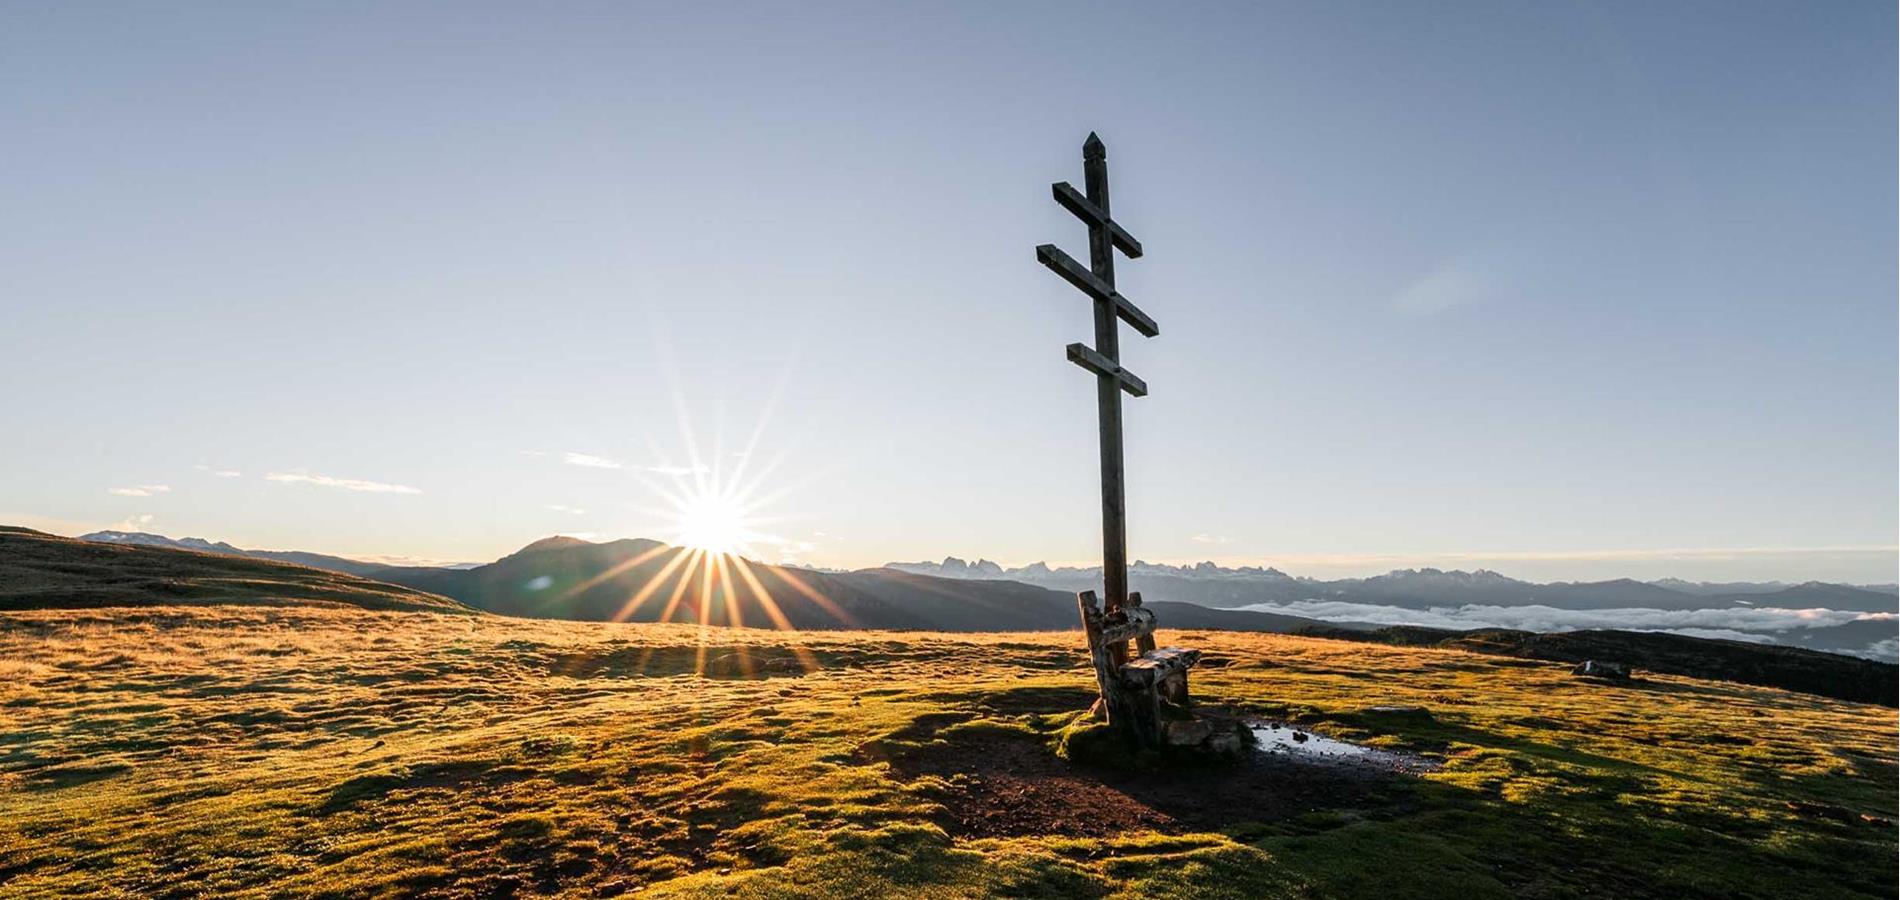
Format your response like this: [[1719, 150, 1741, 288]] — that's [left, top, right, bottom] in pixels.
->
[[1119, 647, 1201, 686]]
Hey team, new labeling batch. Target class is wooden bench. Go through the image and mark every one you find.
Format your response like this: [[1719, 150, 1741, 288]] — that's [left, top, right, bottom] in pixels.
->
[[1077, 589, 1201, 748]]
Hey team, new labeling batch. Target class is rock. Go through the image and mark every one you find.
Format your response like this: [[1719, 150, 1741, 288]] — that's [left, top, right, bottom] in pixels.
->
[[1205, 731, 1244, 756], [1364, 705, 1431, 718], [1571, 660, 1631, 680], [1165, 718, 1214, 746], [1291, 731, 1308, 743]]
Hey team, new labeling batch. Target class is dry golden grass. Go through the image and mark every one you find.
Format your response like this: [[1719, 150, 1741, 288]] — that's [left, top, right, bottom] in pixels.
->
[[1, 605, 1893, 898]]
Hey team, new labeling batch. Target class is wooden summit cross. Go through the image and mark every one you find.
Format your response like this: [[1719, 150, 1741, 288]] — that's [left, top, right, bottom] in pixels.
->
[[1038, 133, 1200, 749]]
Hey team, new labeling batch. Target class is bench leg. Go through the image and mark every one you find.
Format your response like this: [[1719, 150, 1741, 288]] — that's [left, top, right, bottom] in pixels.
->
[[1125, 683, 1164, 749], [1161, 672, 1189, 708]]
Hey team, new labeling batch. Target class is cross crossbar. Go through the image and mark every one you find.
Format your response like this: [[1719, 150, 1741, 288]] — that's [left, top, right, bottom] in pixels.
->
[[1034, 244, 1159, 338], [1052, 182, 1143, 258], [1067, 343, 1148, 397]]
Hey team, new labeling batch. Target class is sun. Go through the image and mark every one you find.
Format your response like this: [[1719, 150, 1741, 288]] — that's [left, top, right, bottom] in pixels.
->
[[675, 490, 748, 555]]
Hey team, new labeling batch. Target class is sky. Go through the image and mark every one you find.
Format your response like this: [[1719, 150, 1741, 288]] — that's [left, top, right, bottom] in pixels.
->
[[2, 2, 1894, 582]]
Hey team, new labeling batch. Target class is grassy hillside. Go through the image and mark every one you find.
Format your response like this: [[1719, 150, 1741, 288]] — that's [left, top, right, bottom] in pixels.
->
[[0, 527, 469, 615], [1307, 625, 1899, 707], [1, 606, 1891, 898]]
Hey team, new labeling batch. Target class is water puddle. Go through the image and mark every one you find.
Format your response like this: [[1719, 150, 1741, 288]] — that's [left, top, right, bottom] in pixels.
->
[[1249, 721, 1434, 773]]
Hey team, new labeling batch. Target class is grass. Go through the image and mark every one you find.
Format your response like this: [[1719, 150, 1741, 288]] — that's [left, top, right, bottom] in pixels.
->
[[0, 605, 1892, 898]]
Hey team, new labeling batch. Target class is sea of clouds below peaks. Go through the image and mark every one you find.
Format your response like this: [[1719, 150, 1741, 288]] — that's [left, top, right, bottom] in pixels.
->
[[1231, 600, 1899, 662]]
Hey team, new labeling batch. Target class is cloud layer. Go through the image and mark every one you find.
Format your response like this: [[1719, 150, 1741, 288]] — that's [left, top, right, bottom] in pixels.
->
[[1235, 598, 1889, 636], [107, 485, 170, 497]]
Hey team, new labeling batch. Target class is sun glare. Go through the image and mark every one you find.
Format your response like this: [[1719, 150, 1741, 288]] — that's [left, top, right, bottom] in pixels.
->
[[676, 491, 747, 555]]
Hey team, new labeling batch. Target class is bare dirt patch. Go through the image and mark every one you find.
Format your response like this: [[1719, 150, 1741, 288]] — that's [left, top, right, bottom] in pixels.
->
[[861, 714, 1417, 838]]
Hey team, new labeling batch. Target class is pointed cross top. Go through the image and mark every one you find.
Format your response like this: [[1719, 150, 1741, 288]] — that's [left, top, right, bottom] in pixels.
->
[[1083, 132, 1105, 159]]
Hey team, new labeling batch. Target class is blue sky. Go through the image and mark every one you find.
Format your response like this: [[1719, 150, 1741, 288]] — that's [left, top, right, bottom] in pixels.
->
[[2, 2, 1893, 581]]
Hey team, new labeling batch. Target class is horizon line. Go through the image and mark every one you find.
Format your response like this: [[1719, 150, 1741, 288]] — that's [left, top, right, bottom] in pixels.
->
[[23, 518, 1896, 584]]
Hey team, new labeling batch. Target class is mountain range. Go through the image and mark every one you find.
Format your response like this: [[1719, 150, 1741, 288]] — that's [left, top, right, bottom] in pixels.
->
[[62, 531, 1897, 661], [887, 556, 1900, 614], [72, 530, 1334, 635], [10, 526, 1891, 707]]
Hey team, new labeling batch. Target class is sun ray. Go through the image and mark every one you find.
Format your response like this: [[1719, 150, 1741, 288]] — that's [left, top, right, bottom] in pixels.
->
[[768, 565, 857, 627], [609, 545, 697, 623], [566, 541, 676, 604], [722, 358, 794, 501], [694, 549, 717, 676], [634, 549, 706, 675], [711, 553, 756, 678], [654, 548, 706, 626], [712, 552, 746, 629], [729, 555, 820, 672]]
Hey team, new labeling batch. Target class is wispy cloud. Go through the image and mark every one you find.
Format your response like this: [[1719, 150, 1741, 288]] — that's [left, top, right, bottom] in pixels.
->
[[1859, 638, 1898, 663], [1191, 533, 1233, 545], [545, 504, 588, 515], [265, 471, 421, 494], [644, 464, 708, 477], [527, 449, 708, 476], [107, 484, 170, 497], [1391, 254, 1494, 316], [108, 513, 155, 531], [562, 452, 623, 470], [194, 465, 242, 478], [752, 533, 820, 564]]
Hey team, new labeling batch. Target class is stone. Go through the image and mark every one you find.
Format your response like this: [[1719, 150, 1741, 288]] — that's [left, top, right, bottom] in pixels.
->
[[1364, 705, 1431, 718], [1164, 718, 1214, 746], [1205, 732, 1244, 756], [1571, 660, 1631, 680]]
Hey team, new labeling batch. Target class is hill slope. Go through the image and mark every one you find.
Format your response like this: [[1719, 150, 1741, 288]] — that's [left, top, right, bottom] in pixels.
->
[[0, 527, 469, 614], [1306, 624, 1898, 707], [79, 530, 400, 577]]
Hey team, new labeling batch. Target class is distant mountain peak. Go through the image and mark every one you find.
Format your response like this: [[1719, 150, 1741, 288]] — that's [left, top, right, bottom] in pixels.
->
[[1373, 567, 1518, 584], [80, 530, 242, 555], [513, 535, 597, 555]]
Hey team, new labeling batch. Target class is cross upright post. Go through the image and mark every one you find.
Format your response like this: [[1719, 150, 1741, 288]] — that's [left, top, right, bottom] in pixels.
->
[[1037, 132, 1156, 668]]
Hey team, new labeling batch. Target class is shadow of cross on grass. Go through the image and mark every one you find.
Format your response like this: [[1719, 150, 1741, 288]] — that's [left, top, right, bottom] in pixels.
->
[[860, 684, 1898, 899], [860, 687, 1420, 840]]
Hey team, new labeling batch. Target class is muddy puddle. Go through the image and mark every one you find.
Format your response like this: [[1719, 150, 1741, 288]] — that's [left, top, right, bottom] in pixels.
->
[[1249, 721, 1436, 774]]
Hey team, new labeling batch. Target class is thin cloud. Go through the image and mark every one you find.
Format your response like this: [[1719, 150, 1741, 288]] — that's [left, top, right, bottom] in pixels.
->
[[562, 452, 623, 470], [108, 513, 156, 531], [1191, 533, 1233, 545], [643, 464, 709, 477], [108, 485, 170, 497], [1858, 638, 1898, 663], [545, 504, 588, 515], [195, 465, 242, 478], [1392, 257, 1489, 315], [532, 449, 707, 476], [264, 471, 421, 495]]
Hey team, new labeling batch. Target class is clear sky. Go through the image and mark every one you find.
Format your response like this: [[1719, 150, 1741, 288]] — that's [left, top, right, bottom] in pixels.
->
[[3, 2, 1894, 582]]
